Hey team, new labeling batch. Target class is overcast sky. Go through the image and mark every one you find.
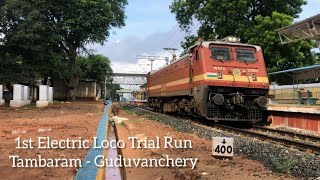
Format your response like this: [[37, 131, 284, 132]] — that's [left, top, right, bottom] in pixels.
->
[[89, 0, 320, 73]]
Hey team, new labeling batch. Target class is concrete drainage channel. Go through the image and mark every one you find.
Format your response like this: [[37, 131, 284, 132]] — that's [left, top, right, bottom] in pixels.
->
[[123, 105, 320, 179], [75, 101, 126, 180]]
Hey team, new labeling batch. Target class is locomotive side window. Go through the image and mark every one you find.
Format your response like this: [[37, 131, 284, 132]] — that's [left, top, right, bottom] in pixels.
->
[[236, 49, 256, 62], [195, 50, 199, 61], [211, 47, 230, 61]]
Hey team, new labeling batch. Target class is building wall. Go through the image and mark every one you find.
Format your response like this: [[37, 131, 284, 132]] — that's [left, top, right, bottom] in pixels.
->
[[53, 80, 97, 100]]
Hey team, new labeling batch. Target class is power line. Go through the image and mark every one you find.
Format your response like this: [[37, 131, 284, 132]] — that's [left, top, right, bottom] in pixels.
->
[[169, 21, 202, 49], [156, 22, 202, 58], [136, 55, 169, 71], [148, 26, 182, 55], [137, 21, 202, 72]]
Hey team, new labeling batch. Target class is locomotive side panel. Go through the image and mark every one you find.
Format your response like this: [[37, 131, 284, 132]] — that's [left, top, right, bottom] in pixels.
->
[[148, 56, 191, 98]]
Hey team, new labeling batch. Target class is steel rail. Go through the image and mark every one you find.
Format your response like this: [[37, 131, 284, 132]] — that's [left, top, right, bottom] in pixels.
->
[[213, 124, 320, 154], [252, 125, 320, 142]]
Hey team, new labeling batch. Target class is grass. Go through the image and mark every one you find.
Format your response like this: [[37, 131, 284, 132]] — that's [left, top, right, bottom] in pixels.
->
[[126, 109, 135, 115], [271, 158, 295, 173], [122, 105, 135, 115], [23, 104, 35, 110]]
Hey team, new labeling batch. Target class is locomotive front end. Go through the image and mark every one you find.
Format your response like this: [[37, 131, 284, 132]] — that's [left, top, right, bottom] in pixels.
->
[[192, 38, 269, 122]]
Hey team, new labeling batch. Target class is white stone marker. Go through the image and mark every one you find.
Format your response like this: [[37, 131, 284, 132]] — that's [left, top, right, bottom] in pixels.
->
[[48, 87, 53, 103], [0, 85, 4, 106], [36, 85, 49, 108], [10, 84, 25, 108], [23, 86, 31, 105], [212, 137, 234, 158]]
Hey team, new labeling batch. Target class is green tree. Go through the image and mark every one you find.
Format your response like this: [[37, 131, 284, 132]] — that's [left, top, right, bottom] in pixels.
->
[[106, 83, 120, 100], [0, 0, 127, 100], [247, 12, 315, 72], [0, 53, 25, 85], [78, 54, 113, 84], [170, 0, 316, 72], [0, 1, 66, 85], [78, 54, 120, 100]]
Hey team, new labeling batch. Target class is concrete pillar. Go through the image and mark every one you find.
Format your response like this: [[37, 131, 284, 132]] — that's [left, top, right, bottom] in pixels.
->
[[10, 84, 25, 108], [48, 87, 53, 103], [23, 86, 31, 105], [39, 85, 48, 101], [13, 84, 23, 100], [0, 85, 4, 106], [36, 85, 49, 107]]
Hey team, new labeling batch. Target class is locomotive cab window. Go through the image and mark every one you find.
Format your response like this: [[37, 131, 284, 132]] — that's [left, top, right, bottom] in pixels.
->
[[211, 47, 231, 61], [236, 49, 256, 62]]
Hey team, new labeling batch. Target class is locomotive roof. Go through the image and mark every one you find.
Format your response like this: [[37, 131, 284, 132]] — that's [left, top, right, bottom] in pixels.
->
[[188, 40, 261, 51], [149, 40, 261, 75], [149, 53, 192, 75]]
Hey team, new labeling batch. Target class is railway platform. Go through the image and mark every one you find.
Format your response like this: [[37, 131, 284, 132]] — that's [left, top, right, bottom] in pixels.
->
[[267, 104, 320, 133]]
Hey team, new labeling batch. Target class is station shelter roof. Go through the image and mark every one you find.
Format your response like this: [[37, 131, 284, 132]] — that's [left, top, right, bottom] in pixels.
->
[[268, 64, 320, 81]]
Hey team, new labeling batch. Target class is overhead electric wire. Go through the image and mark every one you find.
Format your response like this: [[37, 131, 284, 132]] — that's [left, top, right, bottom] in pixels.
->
[[137, 21, 202, 73], [156, 22, 202, 58]]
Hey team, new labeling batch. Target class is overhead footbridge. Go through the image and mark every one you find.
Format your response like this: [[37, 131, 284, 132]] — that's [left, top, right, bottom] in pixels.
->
[[277, 13, 320, 47]]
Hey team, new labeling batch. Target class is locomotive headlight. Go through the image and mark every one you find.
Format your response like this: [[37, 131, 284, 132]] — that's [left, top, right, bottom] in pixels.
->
[[217, 71, 222, 79], [226, 36, 240, 43], [252, 73, 257, 81], [210, 94, 224, 105]]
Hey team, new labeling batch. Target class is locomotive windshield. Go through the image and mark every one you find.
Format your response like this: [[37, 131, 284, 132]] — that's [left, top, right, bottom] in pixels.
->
[[236, 49, 256, 62], [211, 47, 230, 61]]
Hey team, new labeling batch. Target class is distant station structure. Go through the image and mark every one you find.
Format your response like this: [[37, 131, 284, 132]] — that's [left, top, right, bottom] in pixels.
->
[[266, 14, 320, 133], [111, 73, 147, 89], [269, 64, 320, 105], [278, 13, 320, 47], [110, 73, 147, 101]]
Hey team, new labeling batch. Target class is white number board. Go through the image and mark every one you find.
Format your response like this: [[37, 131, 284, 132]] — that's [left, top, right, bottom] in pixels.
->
[[212, 137, 234, 157]]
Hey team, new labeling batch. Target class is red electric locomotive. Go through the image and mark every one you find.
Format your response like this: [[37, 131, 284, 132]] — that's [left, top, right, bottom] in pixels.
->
[[147, 37, 269, 122]]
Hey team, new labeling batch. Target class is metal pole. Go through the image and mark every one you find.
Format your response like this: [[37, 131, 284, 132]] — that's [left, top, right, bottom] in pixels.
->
[[150, 60, 154, 71], [292, 72, 295, 104], [104, 76, 107, 99]]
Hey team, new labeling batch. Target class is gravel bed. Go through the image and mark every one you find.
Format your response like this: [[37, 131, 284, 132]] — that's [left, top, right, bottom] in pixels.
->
[[123, 106, 320, 179]]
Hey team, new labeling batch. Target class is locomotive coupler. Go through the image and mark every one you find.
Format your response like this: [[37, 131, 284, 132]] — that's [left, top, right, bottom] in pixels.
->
[[231, 92, 244, 105]]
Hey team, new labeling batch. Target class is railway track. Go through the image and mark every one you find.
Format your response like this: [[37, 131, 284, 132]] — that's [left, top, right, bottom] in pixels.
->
[[252, 125, 320, 142], [127, 104, 320, 154], [213, 124, 320, 154]]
